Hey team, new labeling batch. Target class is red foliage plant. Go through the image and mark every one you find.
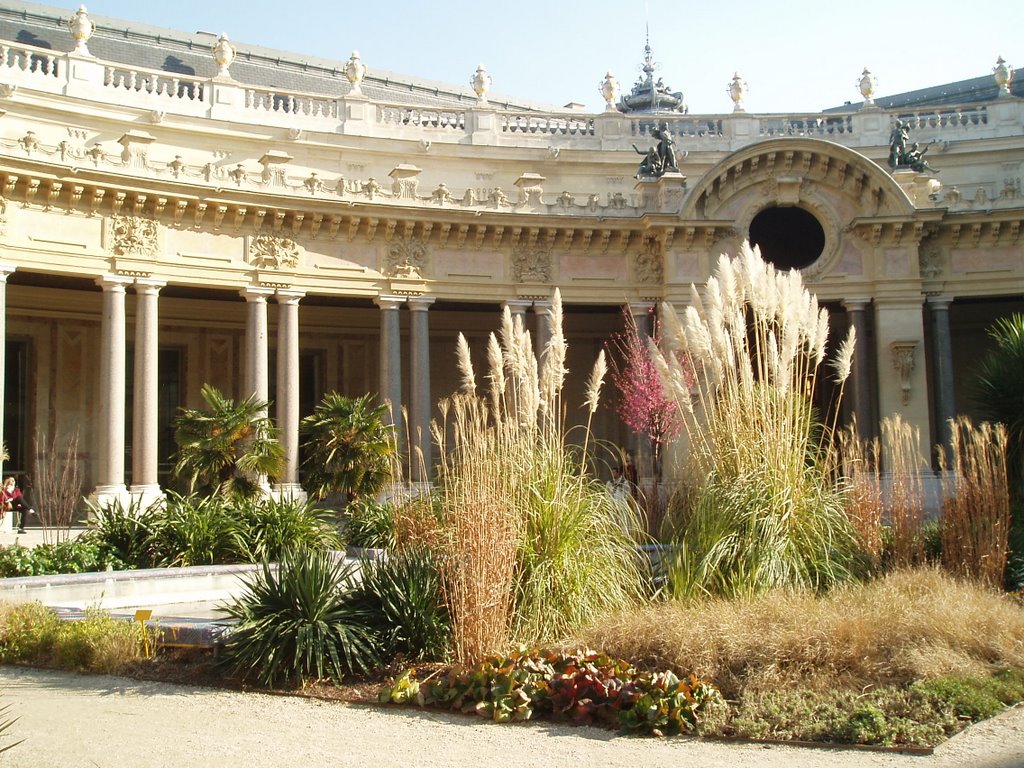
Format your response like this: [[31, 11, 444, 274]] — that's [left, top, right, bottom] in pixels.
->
[[606, 308, 688, 464]]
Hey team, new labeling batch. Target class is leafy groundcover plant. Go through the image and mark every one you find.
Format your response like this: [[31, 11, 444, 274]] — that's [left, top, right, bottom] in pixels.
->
[[378, 647, 724, 737]]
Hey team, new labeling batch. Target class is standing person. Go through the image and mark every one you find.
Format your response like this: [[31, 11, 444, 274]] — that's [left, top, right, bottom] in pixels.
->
[[606, 466, 629, 501], [623, 452, 639, 500], [1, 476, 30, 534]]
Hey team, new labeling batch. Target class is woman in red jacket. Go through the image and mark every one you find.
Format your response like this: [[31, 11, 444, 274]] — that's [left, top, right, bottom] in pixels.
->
[[1, 476, 30, 534]]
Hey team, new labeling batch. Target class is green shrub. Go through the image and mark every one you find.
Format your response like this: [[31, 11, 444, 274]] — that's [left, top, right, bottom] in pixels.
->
[[148, 493, 241, 566], [343, 499, 395, 550], [0, 602, 60, 662], [233, 496, 343, 563], [219, 548, 378, 687], [81, 497, 156, 569], [915, 676, 1006, 721], [350, 548, 449, 662], [0, 602, 149, 673]]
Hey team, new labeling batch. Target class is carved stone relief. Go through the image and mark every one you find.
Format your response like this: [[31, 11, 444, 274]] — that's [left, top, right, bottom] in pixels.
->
[[385, 236, 429, 278], [918, 231, 945, 280], [634, 238, 664, 284], [110, 215, 159, 257], [248, 234, 301, 269], [511, 247, 552, 283]]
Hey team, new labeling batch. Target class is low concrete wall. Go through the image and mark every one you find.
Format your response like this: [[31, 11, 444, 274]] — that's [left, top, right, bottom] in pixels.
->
[[0, 564, 264, 611]]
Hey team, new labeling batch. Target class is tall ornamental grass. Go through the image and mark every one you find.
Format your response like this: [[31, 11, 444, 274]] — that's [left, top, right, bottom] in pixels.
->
[[939, 417, 1011, 587], [652, 243, 860, 599], [430, 290, 646, 663]]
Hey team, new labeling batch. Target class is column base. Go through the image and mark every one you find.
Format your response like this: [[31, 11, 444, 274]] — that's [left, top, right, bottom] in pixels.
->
[[128, 484, 166, 512], [272, 483, 308, 504], [88, 484, 130, 514]]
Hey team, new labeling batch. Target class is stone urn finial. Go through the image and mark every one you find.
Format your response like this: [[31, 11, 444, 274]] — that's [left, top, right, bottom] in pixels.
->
[[858, 67, 876, 106], [212, 33, 235, 79], [345, 51, 366, 95], [727, 72, 747, 112], [599, 71, 619, 111], [994, 55, 1014, 97], [471, 64, 491, 104], [68, 5, 94, 56]]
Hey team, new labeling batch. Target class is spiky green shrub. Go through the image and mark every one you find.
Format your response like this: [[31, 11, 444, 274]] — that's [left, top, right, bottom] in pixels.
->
[[147, 493, 242, 567], [233, 495, 343, 563], [300, 393, 396, 503], [431, 290, 646, 661], [651, 243, 861, 599], [343, 498, 396, 550], [349, 548, 450, 662], [81, 497, 157, 569], [972, 313, 1024, 500], [173, 383, 285, 498], [219, 548, 378, 687]]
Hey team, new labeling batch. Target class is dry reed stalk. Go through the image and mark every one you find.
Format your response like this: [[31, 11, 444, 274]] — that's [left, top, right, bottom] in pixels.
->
[[881, 415, 928, 567], [840, 420, 884, 561], [32, 429, 83, 544], [579, 567, 1024, 700], [939, 418, 1011, 587]]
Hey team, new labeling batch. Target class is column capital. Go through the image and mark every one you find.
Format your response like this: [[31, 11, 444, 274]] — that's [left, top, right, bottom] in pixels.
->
[[502, 299, 532, 315], [275, 289, 305, 305], [0, 264, 15, 282], [133, 277, 166, 295], [842, 297, 872, 312], [627, 301, 656, 317], [926, 295, 954, 310], [240, 285, 275, 302], [96, 274, 132, 291], [407, 295, 436, 311], [374, 294, 407, 311], [532, 299, 552, 310]]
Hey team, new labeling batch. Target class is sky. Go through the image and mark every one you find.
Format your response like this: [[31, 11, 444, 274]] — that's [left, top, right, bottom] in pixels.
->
[[40, 0, 1024, 114]]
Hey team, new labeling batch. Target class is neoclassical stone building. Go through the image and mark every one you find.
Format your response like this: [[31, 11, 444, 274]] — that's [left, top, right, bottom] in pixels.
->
[[0, 3, 1020, 520]]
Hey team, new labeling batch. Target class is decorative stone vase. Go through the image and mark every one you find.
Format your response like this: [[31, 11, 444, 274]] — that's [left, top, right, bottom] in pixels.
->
[[858, 67, 876, 105], [599, 71, 619, 111], [68, 5, 94, 56], [993, 56, 1014, 96], [345, 51, 366, 95], [727, 72, 747, 112], [471, 64, 491, 103], [212, 33, 235, 79]]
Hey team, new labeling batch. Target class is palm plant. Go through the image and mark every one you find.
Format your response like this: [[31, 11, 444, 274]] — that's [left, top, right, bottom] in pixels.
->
[[300, 393, 396, 503], [219, 547, 378, 687], [172, 384, 284, 498], [972, 313, 1024, 501]]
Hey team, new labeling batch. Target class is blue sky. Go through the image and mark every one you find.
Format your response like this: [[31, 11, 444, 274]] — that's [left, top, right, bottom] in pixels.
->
[[43, 0, 1024, 113]]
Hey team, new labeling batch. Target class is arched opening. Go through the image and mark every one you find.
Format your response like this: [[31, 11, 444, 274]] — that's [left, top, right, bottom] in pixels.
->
[[748, 206, 825, 270]]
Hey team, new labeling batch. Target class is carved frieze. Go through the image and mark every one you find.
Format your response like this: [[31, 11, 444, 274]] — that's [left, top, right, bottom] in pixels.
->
[[248, 234, 301, 269], [634, 238, 664, 284], [511, 247, 552, 283], [110, 215, 159, 257], [385, 236, 429, 278]]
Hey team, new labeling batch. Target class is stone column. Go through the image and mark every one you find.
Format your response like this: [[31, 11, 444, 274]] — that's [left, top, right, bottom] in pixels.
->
[[240, 287, 274, 412], [0, 265, 13, 532], [92, 275, 132, 508], [532, 300, 552, 365], [375, 295, 406, 449], [129, 278, 165, 508], [928, 295, 956, 454], [408, 296, 435, 484], [842, 298, 874, 442], [502, 299, 532, 332], [627, 302, 656, 483], [275, 290, 306, 501], [874, 297, 932, 448]]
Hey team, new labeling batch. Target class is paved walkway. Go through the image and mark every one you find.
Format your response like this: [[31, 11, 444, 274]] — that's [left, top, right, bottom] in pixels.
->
[[0, 666, 1022, 768]]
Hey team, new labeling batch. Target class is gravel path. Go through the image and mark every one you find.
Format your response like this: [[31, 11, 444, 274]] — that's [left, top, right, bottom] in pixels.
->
[[1, 667, 1022, 768]]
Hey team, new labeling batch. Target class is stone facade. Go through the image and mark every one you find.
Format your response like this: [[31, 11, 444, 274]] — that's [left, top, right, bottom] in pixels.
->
[[0, 5, 1019, 513]]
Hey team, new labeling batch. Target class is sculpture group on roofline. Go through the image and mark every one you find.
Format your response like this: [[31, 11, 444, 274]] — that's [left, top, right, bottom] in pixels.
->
[[888, 119, 939, 174], [633, 125, 680, 178]]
